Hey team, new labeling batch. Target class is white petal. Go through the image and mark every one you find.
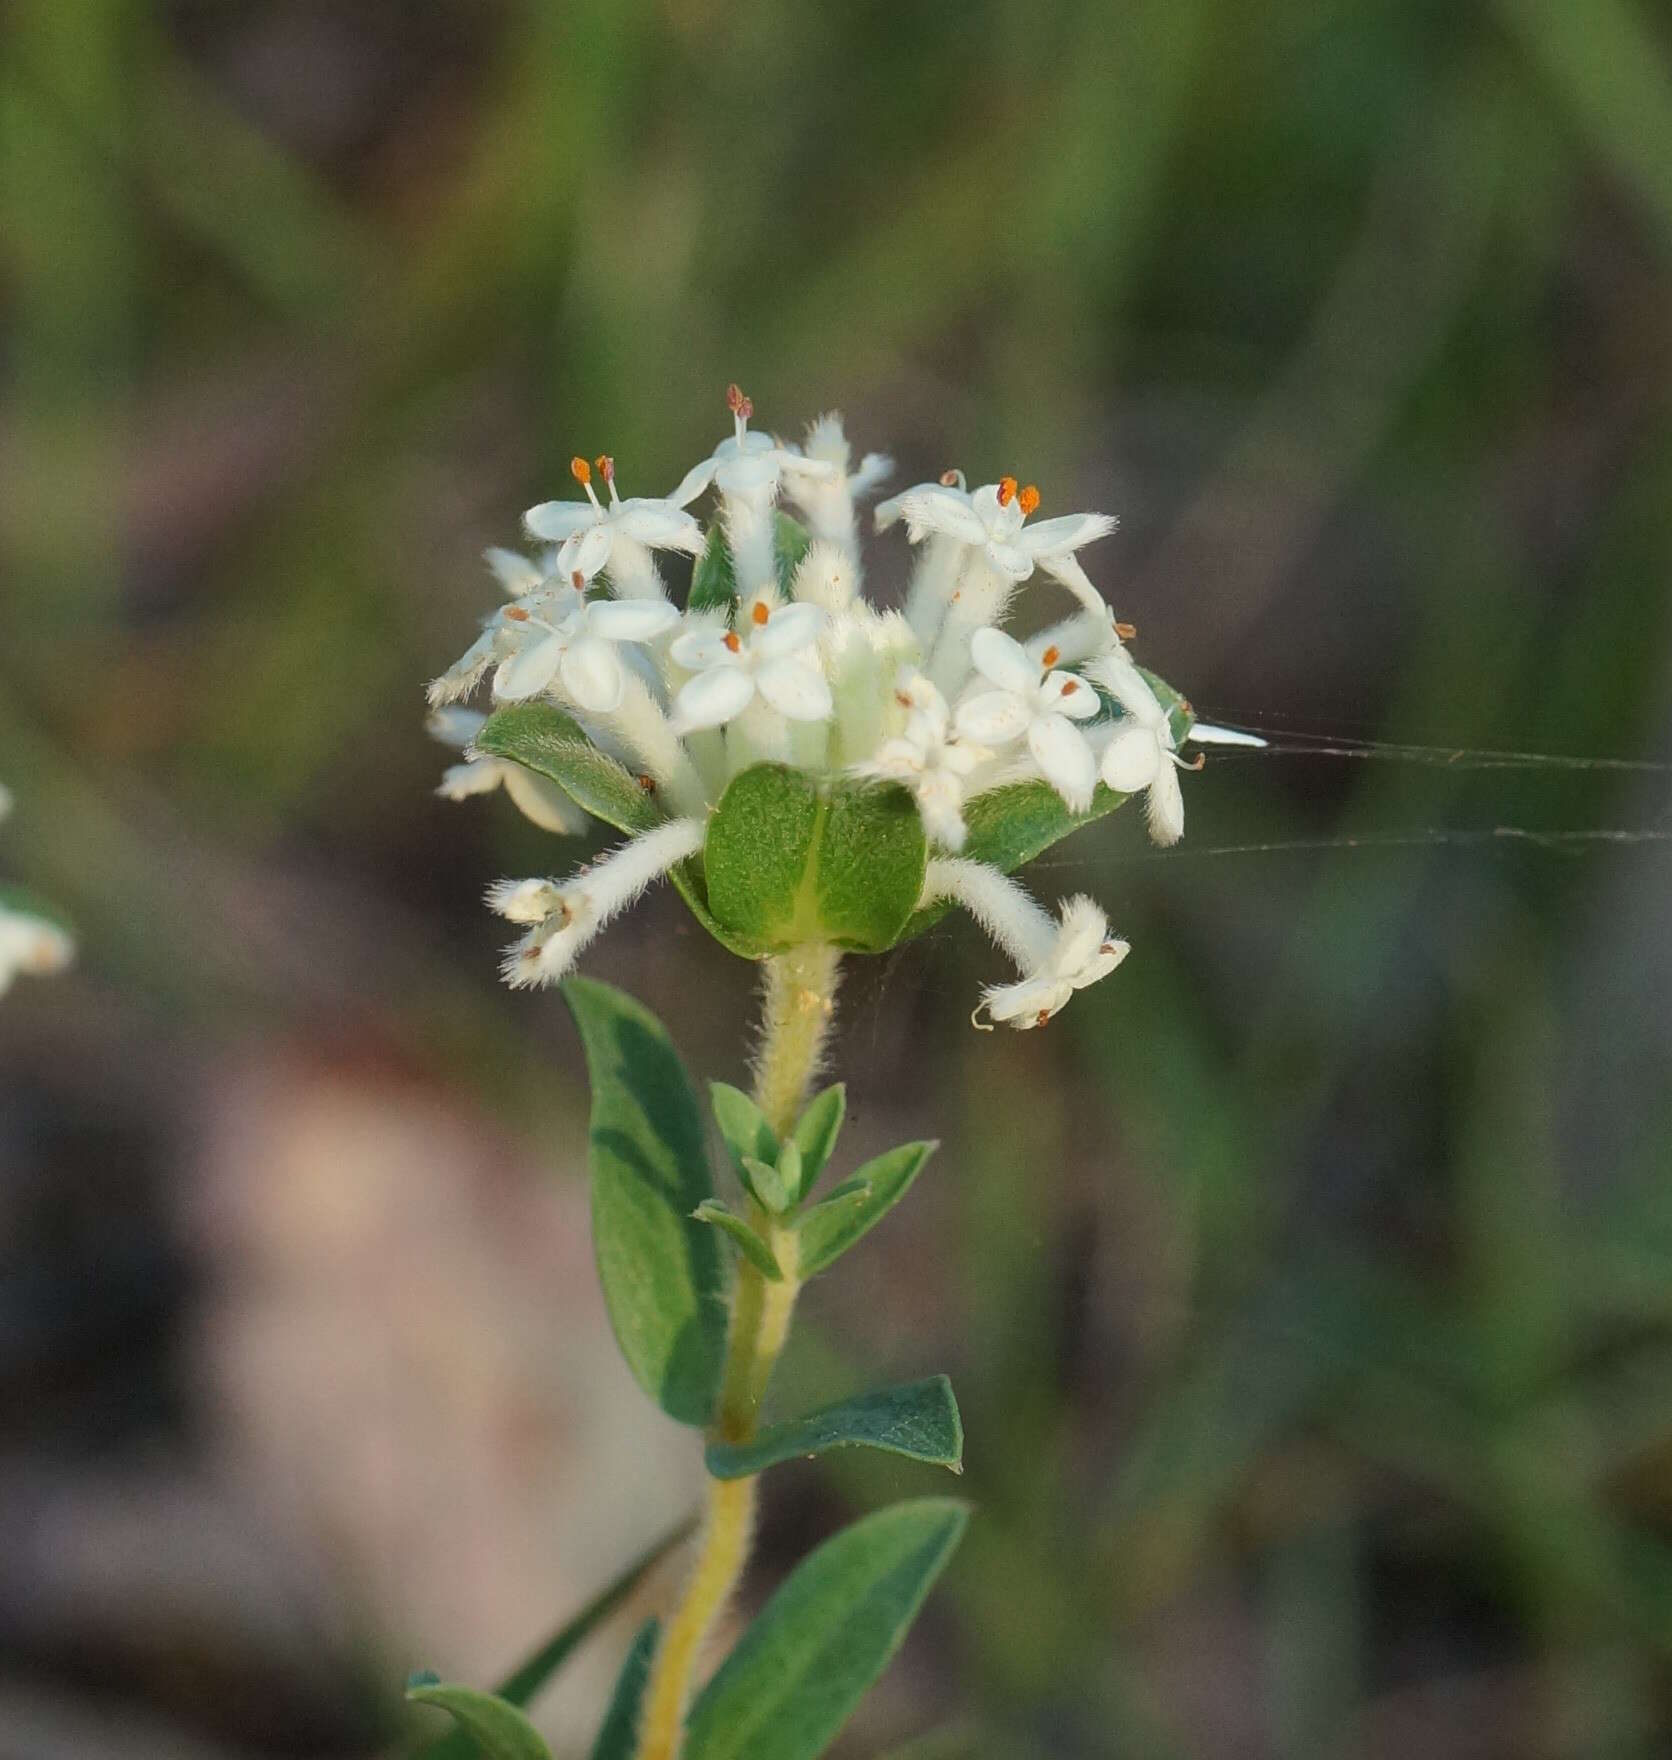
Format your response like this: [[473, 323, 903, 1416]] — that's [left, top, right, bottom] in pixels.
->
[[955, 690, 1032, 746], [914, 772, 968, 850], [503, 767, 588, 835], [587, 598, 680, 641], [982, 973, 1073, 1027], [985, 540, 1034, 580], [670, 457, 718, 507], [1099, 723, 1162, 794], [558, 522, 613, 584], [754, 600, 825, 659], [1040, 671, 1101, 720], [672, 664, 757, 731], [523, 501, 597, 542], [1052, 896, 1111, 977], [492, 633, 567, 701], [1089, 651, 1163, 727], [484, 546, 543, 596], [1147, 759, 1185, 847], [427, 706, 487, 750], [849, 452, 894, 497], [1027, 715, 1097, 812], [756, 656, 834, 721], [716, 452, 781, 497], [560, 633, 626, 713], [895, 489, 986, 546], [1187, 721, 1267, 748], [969, 626, 1038, 695], [670, 627, 737, 670], [437, 757, 507, 801], [616, 501, 706, 554], [1073, 936, 1130, 990], [1020, 512, 1117, 557]]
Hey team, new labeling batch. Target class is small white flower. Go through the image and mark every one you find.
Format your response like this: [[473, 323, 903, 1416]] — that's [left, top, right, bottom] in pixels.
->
[[889, 475, 1116, 601], [953, 626, 1101, 812], [978, 895, 1129, 1030], [669, 600, 832, 732], [0, 901, 75, 998], [490, 593, 680, 711], [522, 455, 704, 589], [782, 412, 892, 549], [1087, 651, 1193, 847], [671, 385, 839, 507], [428, 708, 587, 835], [855, 672, 986, 849]]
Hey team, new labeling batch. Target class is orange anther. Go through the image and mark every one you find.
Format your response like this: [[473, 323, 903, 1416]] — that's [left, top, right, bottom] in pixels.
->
[[997, 475, 1018, 506], [504, 606, 529, 621], [726, 382, 749, 414], [1115, 621, 1137, 641], [571, 570, 586, 590], [595, 454, 614, 482], [723, 631, 742, 653], [750, 600, 770, 626], [1040, 645, 1061, 668], [939, 468, 961, 488], [570, 455, 590, 484], [1060, 679, 1079, 695], [1036, 1009, 1051, 1027], [1018, 484, 1040, 517], [636, 774, 656, 793]]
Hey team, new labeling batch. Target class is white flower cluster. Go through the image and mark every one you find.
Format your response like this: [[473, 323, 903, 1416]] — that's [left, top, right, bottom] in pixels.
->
[[0, 785, 75, 999], [430, 387, 1231, 1028]]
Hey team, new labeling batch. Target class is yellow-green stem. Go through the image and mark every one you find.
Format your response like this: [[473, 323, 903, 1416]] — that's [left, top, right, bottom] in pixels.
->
[[632, 945, 841, 1760]]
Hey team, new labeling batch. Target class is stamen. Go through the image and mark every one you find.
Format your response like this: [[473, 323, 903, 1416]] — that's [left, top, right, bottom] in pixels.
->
[[1018, 484, 1040, 517], [1060, 679, 1079, 695], [726, 383, 753, 435], [1040, 645, 1061, 668], [504, 606, 530, 622], [571, 570, 586, 591], [1115, 621, 1137, 641], [1035, 1009, 1051, 1028], [723, 631, 742, 654], [570, 455, 591, 484], [939, 468, 965, 489], [750, 601, 770, 626], [595, 454, 614, 483], [997, 476, 1018, 507]]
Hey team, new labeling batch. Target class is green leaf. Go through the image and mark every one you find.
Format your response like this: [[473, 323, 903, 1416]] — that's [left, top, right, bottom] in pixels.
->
[[589, 1619, 660, 1760], [899, 666, 1195, 941], [407, 1685, 553, 1760], [688, 512, 811, 613], [683, 1499, 969, 1760], [704, 767, 927, 953], [705, 1376, 963, 1479], [789, 1084, 846, 1194], [564, 979, 727, 1425], [475, 702, 661, 835], [797, 1143, 936, 1277], [742, 1155, 792, 1214], [695, 1199, 784, 1280], [710, 1082, 780, 1172], [412, 1521, 692, 1760]]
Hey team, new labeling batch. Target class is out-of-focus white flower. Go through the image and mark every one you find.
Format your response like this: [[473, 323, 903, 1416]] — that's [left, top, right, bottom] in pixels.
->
[[953, 627, 1101, 811], [669, 601, 832, 732], [978, 894, 1128, 1029], [890, 475, 1116, 606], [523, 456, 704, 590], [855, 672, 986, 849], [783, 413, 892, 553], [1087, 650, 1194, 847], [428, 708, 587, 835], [0, 901, 75, 998], [490, 595, 680, 711]]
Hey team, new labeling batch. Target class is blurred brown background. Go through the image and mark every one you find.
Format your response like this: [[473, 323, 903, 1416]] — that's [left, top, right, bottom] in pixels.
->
[[3, 2, 1672, 1756]]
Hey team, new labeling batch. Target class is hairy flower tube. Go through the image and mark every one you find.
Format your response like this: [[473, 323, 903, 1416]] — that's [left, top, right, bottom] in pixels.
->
[[428, 389, 1230, 1030]]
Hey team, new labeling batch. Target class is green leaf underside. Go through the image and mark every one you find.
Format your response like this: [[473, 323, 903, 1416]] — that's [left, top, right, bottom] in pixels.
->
[[789, 1085, 845, 1194], [689, 512, 812, 614], [412, 1522, 691, 1760], [563, 979, 726, 1426], [705, 1376, 964, 1479], [796, 1142, 935, 1277], [589, 1619, 660, 1760], [705, 767, 927, 953], [407, 1686, 552, 1760], [695, 1199, 783, 1279], [682, 1499, 969, 1760]]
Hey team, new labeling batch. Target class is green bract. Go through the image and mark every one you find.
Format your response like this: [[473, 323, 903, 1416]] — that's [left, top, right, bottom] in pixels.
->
[[705, 1377, 964, 1479]]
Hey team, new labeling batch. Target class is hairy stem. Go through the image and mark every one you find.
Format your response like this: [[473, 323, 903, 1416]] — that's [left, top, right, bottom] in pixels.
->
[[632, 945, 842, 1760]]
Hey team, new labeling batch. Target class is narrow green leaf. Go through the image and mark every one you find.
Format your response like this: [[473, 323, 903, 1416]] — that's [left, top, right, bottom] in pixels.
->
[[687, 523, 737, 614], [683, 1500, 969, 1760], [475, 703, 661, 835], [742, 1155, 792, 1214], [407, 1685, 553, 1760], [704, 768, 926, 953], [705, 1376, 963, 1479], [797, 1143, 937, 1277], [564, 980, 727, 1425], [710, 1082, 780, 1170], [413, 1520, 692, 1760], [589, 1619, 660, 1760], [695, 1200, 784, 1280], [789, 1084, 846, 1194], [773, 510, 814, 587]]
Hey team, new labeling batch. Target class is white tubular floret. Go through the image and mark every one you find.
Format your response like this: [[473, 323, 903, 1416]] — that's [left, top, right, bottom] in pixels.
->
[[919, 863, 1128, 1030], [493, 817, 707, 989]]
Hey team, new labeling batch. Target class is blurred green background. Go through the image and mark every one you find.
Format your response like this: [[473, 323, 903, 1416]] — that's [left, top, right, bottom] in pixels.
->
[[4, 2, 1672, 1756]]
